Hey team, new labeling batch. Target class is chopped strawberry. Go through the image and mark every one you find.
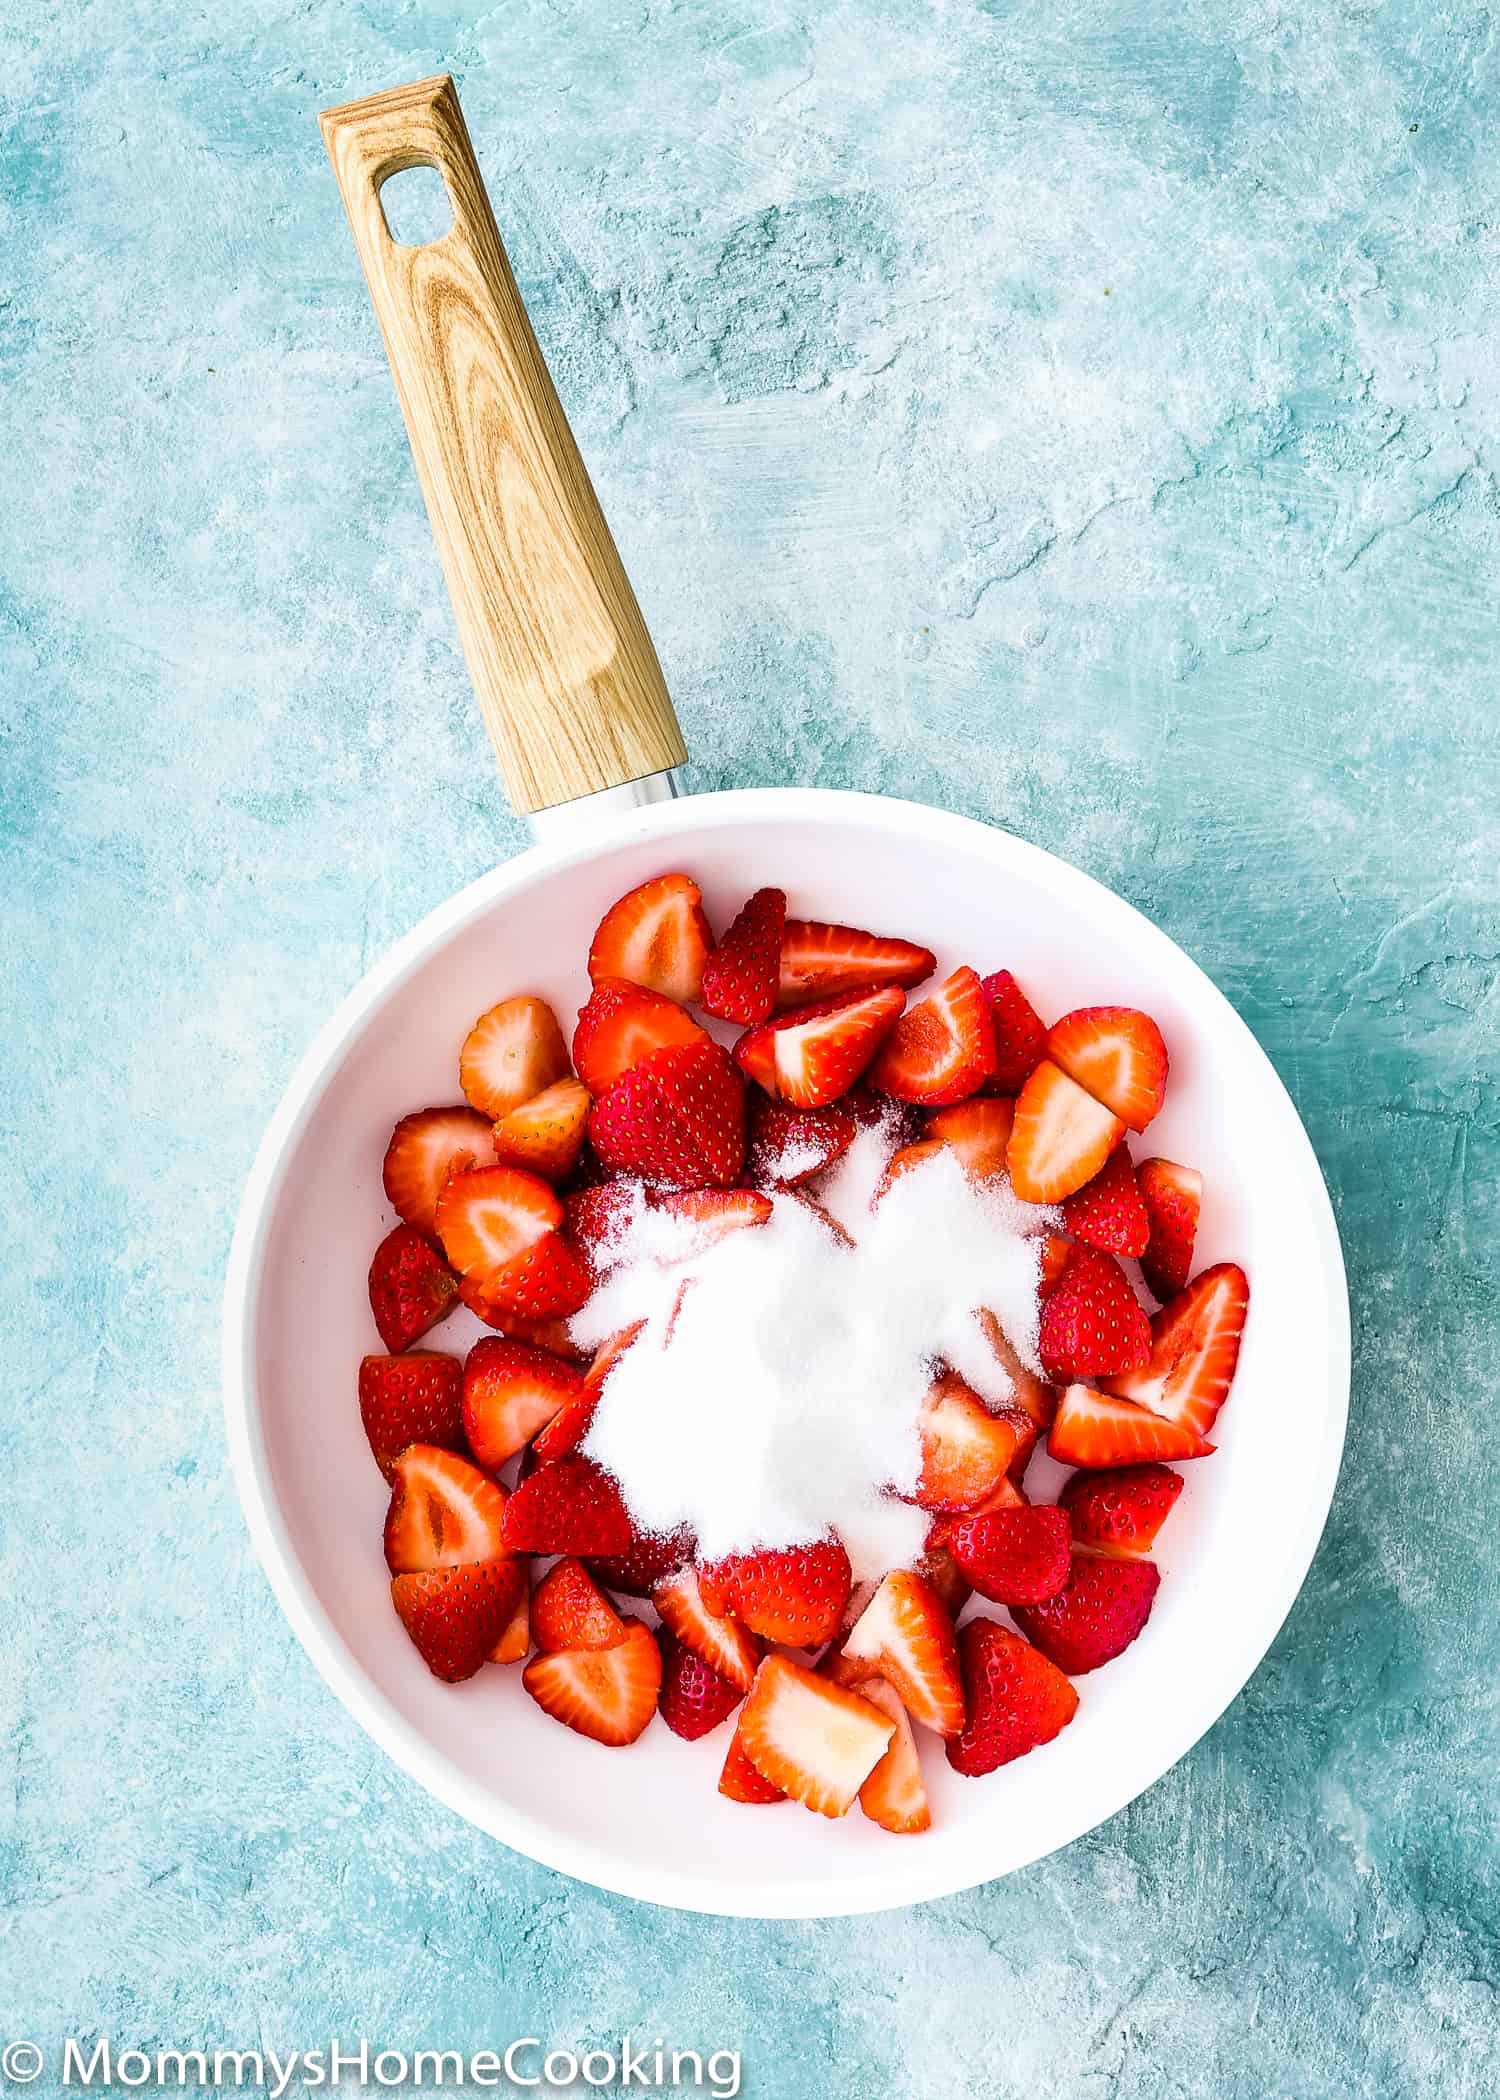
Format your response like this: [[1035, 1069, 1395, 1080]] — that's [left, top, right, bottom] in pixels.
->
[[830, 1570, 965, 1737], [868, 966, 996, 1106], [973, 1308, 1059, 1434], [453, 1275, 587, 1356], [1038, 1232, 1073, 1296], [910, 1537, 972, 1619], [926, 1096, 1014, 1176], [1039, 1242, 1152, 1381], [777, 920, 936, 1007], [433, 1164, 560, 1281], [719, 1719, 787, 1803], [856, 1678, 931, 1835], [698, 1537, 852, 1648], [1061, 1146, 1150, 1258], [501, 1454, 634, 1556], [1137, 1158, 1204, 1302], [461, 1337, 582, 1469], [700, 887, 786, 1025], [589, 1041, 746, 1189], [945, 1505, 1072, 1606], [1046, 1006, 1169, 1132], [382, 1445, 510, 1573], [531, 1556, 626, 1651], [382, 1106, 496, 1239], [736, 1655, 895, 1817], [393, 1558, 526, 1683], [746, 1097, 856, 1188], [651, 1187, 773, 1258], [979, 970, 1049, 1093], [945, 1618, 1079, 1776], [459, 995, 571, 1121], [1107, 1263, 1249, 1437], [585, 1524, 693, 1598], [1012, 1551, 1160, 1673], [587, 872, 713, 1005], [1059, 1463, 1184, 1558], [1048, 1382, 1215, 1467], [563, 1179, 640, 1273], [487, 1576, 531, 1665], [652, 1566, 762, 1692], [1007, 1061, 1125, 1203], [734, 987, 905, 1109], [914, 1373, 1030, 1512], [367, 1223, 460, 1354], [357, 1352, 465, 1480], [657, 1627, 745, 1740], [572, 979, 711, 1095], [522, 1617, 661, 1745], [530, 1322, 642, 1462], [479, 1229, 593, 1320], [491, 1077, 591, 1183]]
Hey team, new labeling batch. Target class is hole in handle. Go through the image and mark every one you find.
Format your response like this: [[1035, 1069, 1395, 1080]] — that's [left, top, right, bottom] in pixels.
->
[[378, 163, 454, 248]]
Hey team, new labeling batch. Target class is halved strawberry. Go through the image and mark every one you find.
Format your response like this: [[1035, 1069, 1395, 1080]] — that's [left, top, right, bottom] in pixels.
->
[[522, 1617, 661, 1745], [657, 1627, 745, 1740], [458, 995, 570, 1120], [393, 1558, 526, 1683], [588, 873, 713, 1005], [491, 1077, 591, 1183], [501, 1454, 634, 1556], [737, 1656, 895, 1817], [1007, 1062, 1125, 1204], [746, 1097, 856, 1188], [734, 987, 905, 1109], [700, 886, 786, 1025], [914, 1374, 1030, 1512], [1038, 1242, 1152, 1380], [1137, 1158, 1204, 1302], [367, 1223, 460, 1354], [453, 1275, 587, 1356], [830, 1570, 965, 1737], [487, 1575, 531, 1665], [461, 1336, 582, 1469], [980, 970, 1049, 1093], [1059, 1463, 1184, 1558], [383, 1445, 510, 1573], [856, 1678, 931, 1835], [588, 1040, 746, 1189], [1062, 1146, 1150, 1258], [433, 1164, 560, 1281], [586, 1525, 693, 1598], [572, 979, 710, 1095], [973, 1308, 1059, 1435], [479, 1229, 593, 1320], [945, 1618, 1079, 1775], [777, 920, 936, 1007], [358, 1352, 465, 1480], [945, 1505, 1072, 1606], [651, 1187, 773, 1258], [652, 1566, 762, 1692], [1107, 1262, 1249, 1437], [1012, 1551, 1160, 1673], [1047, 1006, 1168, 1131], [1048, 1382, 1215, 1467], [698, 1538, 852, 1648], [382, 1106, 496, 1239], [531, 1556, 626, 1651], [868, 966, 996, 1106], [719, 1718, 787, 1803]]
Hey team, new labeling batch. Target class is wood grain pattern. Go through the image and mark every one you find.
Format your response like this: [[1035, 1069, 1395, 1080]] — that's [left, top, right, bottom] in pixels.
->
[[319, 76, 687, 814]]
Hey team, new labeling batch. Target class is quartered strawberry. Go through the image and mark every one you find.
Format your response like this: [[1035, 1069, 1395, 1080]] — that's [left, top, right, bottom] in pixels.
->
[[358, 1351, 465, 1480], [1059, 1463, 1184, 1559], [856, 1678, 931, 1835], [1107, 1262, 1249, 1437], [530, 1323, 642, 1462], [479, 1229, 593, 1320], [927, 1096, 1015, 1175], [487, 1576, 531, 1665], [382, 1106, 496, 1239], [492, 1078, 591, 1183], [657, 1627, 745, 1740], [461, 1336, 582, 1469], [589, 1041, 746, 1189], [383, 1445, 510, 1574], [734, 987, 905, 1109], [1062, 1146, 1150, 1258], [719, 1718, 787, 1803], [1047, 1006, 1169, 1132], [700, 886, 786, 1025], [588, 872, 713, 1005], [453, 1274, 587, 1356], [746, 1097, 856, 1188], [433, 1163, 560, 1281], [737, 1656, 895, 1817], [829, 1570, 966, 1737], [868, 965, 996, 1106], [1039, 1242, 1153, 1380], [914, 1373, 1031, 1512], [945, 1505, 1072, 1606], [651, 1187, 773, 1258], [1136, 1158, 1205, 1302], [980, 970, 1049, 1093], [973, 1308, 1059, 1435], [945, 1618, 1079, 1776], [367, 1223, 460, 1354], [652, 1566, 762, 1692], [563, 1180, 640, 1274], [776, 920, 935, 1007], [699, 1537, 852, 1648], [1048, 1382, 1215, 1467], [531, 1556, 626, 1652], [459, 995, 571, 1120], [393, 1558, 526, 1683], [1013, 1551, 1160, 1673], [522, 1617, 661, 1745], [585, 1524, 693, 1599], [572, 979, 711, 1095], [1007, 1061, 1125, 1203], [501, 1454, 634, 1556], [1038, 1232, 1074, 1296]]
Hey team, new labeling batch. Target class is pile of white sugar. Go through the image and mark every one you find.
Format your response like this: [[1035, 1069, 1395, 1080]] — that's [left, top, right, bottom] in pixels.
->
[[572, 1123, 1053, 1584]]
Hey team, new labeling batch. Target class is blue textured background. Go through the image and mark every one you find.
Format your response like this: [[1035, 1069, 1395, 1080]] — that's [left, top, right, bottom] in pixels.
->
[[3, 2, 1497, 2094]]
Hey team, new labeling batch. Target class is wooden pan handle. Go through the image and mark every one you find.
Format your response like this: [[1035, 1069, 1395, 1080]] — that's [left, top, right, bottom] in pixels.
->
[[320, 76, 687, 814]]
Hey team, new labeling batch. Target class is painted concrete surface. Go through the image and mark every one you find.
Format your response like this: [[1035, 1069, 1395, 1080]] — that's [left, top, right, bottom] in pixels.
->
[[2, 1, 1497, 2094]]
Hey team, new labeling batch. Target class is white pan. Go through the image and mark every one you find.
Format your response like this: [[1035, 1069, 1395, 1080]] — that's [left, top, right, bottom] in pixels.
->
[[222, 75, 1349, 1918]]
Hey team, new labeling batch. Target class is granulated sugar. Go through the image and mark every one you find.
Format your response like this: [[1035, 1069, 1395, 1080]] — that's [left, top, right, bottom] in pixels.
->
[[572, 1124, 1053, 1583]]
